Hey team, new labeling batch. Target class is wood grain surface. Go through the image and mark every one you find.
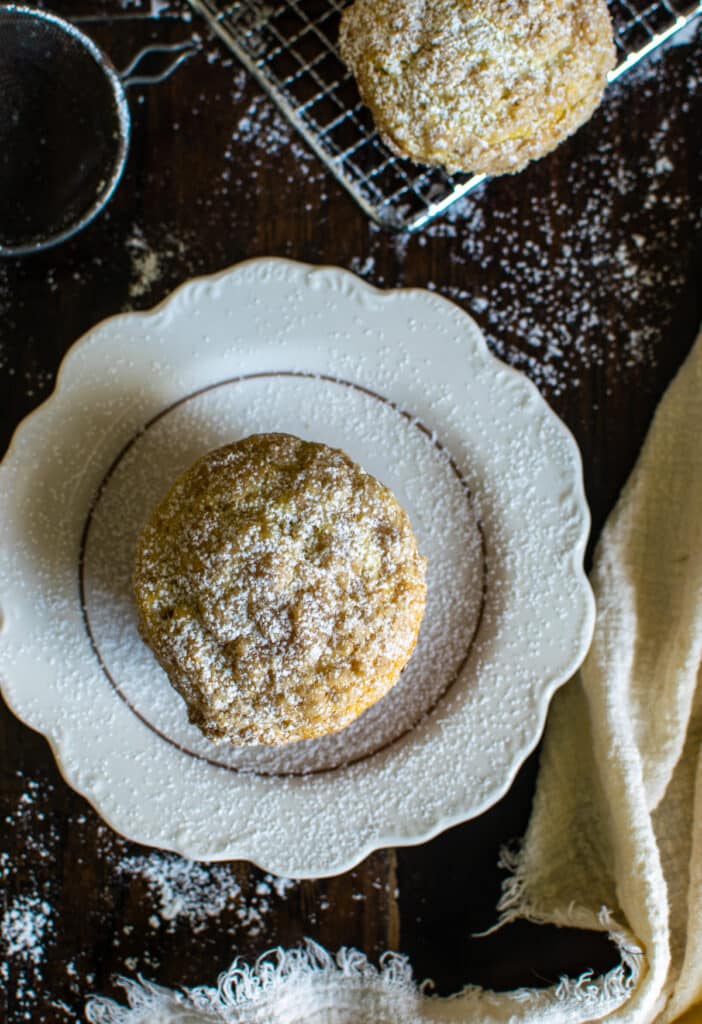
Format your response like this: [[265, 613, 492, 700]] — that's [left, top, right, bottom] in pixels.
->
[[1, 3, 700, 1020]]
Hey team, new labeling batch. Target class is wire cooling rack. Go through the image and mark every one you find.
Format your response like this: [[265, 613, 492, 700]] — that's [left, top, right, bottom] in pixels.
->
[[187, 0, 702, 230]]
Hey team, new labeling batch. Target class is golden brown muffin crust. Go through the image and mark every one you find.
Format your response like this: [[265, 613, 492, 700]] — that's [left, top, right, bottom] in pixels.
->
[[338, 0, 615, 174], [133, 433, 427, 746]]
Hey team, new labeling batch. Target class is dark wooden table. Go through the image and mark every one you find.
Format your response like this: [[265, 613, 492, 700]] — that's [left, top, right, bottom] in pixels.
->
[[1, 3, 700, 1019]]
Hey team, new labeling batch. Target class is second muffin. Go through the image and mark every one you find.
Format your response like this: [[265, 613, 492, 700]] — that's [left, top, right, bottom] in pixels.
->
[[339, 0, 615, 175]]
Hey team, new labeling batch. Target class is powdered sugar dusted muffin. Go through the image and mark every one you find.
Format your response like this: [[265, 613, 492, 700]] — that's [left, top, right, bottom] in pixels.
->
[[133, 433, 427, 746], [338, 0, 615, 175]]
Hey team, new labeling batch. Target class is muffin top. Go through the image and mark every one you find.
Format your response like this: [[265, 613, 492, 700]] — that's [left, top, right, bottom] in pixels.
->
[[133, 433, 427, 746], [338, 0, 615, 175]]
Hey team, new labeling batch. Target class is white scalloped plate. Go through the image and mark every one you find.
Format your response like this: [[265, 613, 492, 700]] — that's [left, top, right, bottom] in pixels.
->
[[0, 259, 594, 878]]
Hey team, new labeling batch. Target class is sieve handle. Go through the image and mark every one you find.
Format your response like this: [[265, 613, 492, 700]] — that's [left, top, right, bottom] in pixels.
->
[[119, 40, 197, 89]]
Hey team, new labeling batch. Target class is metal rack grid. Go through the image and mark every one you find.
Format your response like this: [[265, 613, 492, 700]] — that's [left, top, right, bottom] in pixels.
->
[[187, 0, 702, 230]]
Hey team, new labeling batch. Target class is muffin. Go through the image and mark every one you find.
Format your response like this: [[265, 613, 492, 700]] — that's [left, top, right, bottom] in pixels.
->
[[338, 0, 615, 175], [133, 433, 427, 746]]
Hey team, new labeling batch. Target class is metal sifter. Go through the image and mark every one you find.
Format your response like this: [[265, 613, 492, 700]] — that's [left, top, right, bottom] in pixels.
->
[[0, 5, 195, 256]]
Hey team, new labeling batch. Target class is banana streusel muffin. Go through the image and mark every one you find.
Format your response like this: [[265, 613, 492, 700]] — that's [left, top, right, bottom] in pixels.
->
[[133, 433, 427, 746], [338, 0, 615, 175]]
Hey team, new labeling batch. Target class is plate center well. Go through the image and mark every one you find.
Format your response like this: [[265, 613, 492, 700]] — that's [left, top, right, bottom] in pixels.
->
[[82, 372, 484, 775]]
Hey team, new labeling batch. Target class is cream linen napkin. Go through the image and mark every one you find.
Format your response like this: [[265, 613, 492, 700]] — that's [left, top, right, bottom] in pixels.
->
[[86, 326, 702, 1024]]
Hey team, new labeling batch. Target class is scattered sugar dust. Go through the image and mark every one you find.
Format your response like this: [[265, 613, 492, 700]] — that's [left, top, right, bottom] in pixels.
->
[[124, 224, 201, 308], [225, 94, 325, 190], [115, 849, 298, 936], [125, 225, 169, 300], [1, 773, 59, 1022], [1, 896, 53, 965]]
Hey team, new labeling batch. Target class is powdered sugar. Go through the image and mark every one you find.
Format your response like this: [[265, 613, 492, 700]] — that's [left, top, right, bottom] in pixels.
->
[[225, 95, 324, 186], [0, 775, 59, 1021], [118, 854, 239, 929], [116, 850, 298, 936], [126, 230, 163, 300], [1, 896, 52, 965], [124, 225, 189, 304]]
